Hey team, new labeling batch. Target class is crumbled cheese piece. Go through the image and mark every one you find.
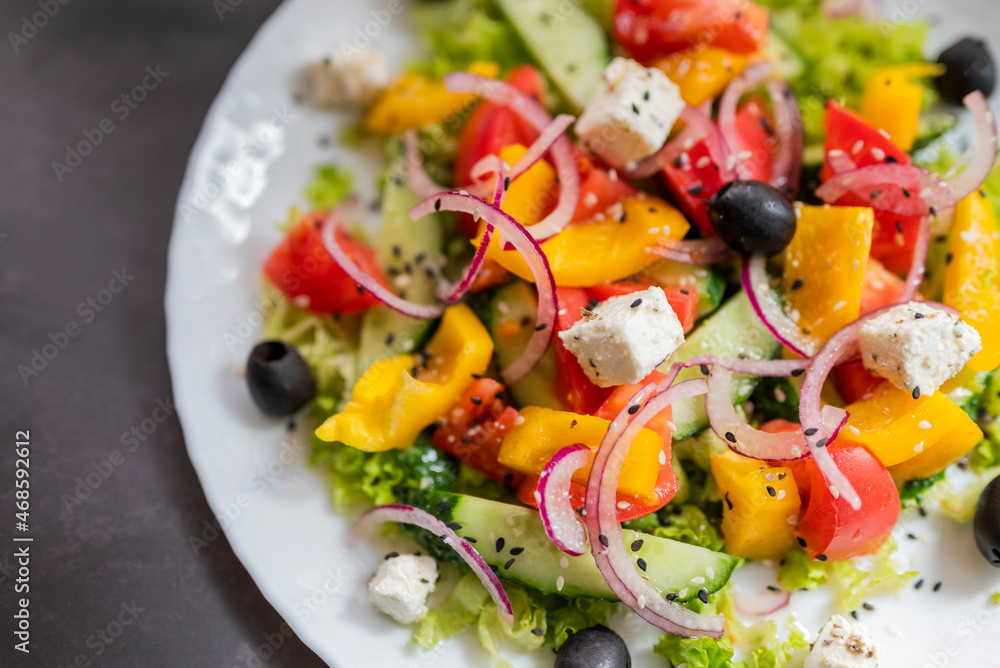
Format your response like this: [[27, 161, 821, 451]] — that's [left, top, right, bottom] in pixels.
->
[[558, 287, 684, 387], [574, 58, 684, 169], [804, 615, 881, 668], [368, 554, 438, 624], [304, 49, 390, 108], [858, 301, 981, 396]]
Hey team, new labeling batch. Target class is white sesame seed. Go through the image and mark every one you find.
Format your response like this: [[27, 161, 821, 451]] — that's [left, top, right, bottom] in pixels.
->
[[833, 301, 846, 311], [830, 485, 840, 499], [853, 259, 860, 270], [638, 594, 647, 609], [887, 625, 904, 638], [534, 491, 542, 504], [496, 301, 509, 314], [871, 147, 886, 161], [678, 588, 688, 598], [617, 501, 629, 509], [560, 556, 569, 569], [788, 515, 798, 524], [848, 425, 860, 435], [557, 308, 567, 316], [791, 447, 802, 457], [878, 128, 892, 140], [919, 420, 932, 430], [695, 156, 711, 169], [584, 192, 598, 208], [608, 168, 618, 181], [852, 140, 865, 155], [648, 227, 660, 235], [706, 567, 715, 579], [766, 472, 776, 482], [828, 149, 845, 157], [774, 387, 786, 403], [690, 576, 706, 585], [658, 450, 667, 466], [737, 150, 753, 160], [514, 415, 525, 426], [777, 490, 786, 501], [726, 154, 737, 171], [914, 442, 924, 453], [556, 576, 565, 592]]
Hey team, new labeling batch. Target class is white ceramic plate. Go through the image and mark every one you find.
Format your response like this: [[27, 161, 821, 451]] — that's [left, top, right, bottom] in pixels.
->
[[166, 1, 1000, 665]]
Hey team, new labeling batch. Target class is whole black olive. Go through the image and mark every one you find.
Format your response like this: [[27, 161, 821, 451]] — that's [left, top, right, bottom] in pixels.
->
[[974, 475, 1000, 567], [936, 37, 996, 105], [554, 625, 630, 668], [708, 180, 797, 256], [246, 341, 316, 417]]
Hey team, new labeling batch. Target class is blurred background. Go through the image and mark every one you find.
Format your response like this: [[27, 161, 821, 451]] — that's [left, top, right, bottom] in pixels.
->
[[0, 1, 327, 665]]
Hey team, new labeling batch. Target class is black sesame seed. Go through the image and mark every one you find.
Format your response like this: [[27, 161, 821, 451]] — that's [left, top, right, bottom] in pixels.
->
[[804, 427, 819, 436], [470, 396, 483, 405], [504, 558, 515, 570], [599, 534, 609, 548], [919, 506, 927, 517], [915, 579, 924, 589], [912, 386, 921, 400], [688, 184, 704, 196], [531, 627, 544, 637], [438, 499, 452, 514], [914, 313, 925, 319], [619, 212, 628, 223], [791, 368, 805, 376], [510, 547, 524, 555], [461, 437, 473, 444], [631, 539, 644, 552], [797, 537, 807, 548], [725, 432, 737, 443], [850, 610, 859, 620], [666, 592, 679, 601], [496, 537, 505, 552], [392, 245, 402, 257], [472, 373, 485, 379], [637, 558, 647, 571], [680, 289, 689, 295], [384, 551, 399, 560], [871, 189, 883, 199], [767, 585, 781, 593], [902, 188, 912, 198], [415, 252, 427, 263], [946, 252, 954, 264], [446, 522, 463, 531], [863, 602, 875, 611], [420, 578, 430, 584], [895, 220, 904, 233], [504, 176, 510, 191], [632, 103, 640, 115], [385, 333, 396, 346], [489, 564, 499, 573], [767, 486, 776, 497], [535, 323, 548, 331], [885, 155, 899, 163], [465, 537, 477, 543], [628, 404, 640, 415], [587, 298, 600, 309], [570, 419, 577, 428], [643, 90, 650, 101], [698, 589, 709, 604], [630, 298, 643, 308], [816, 554, 828, 562], [907, 532, 918, 540], [434, 199, 442, 211], [700, 364, 710, 375], [791, 278, 804, 291], [933, 581, 942, 592], [816, 438, 828, 448]]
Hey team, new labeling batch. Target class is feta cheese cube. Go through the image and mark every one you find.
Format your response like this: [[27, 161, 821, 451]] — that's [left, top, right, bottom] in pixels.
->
[[859, 302, 981, 397], [304, 49, 390, 108], [368, 554, 438, 624], [558, 286, 684, 387], [574, 58, 684, 170], [804, 615, 881, 668]]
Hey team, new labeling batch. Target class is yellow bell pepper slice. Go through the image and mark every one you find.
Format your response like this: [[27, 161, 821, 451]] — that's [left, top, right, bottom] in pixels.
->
[[710, 450, 800, 561], [844, 383, 983, 473], [498, 144, 557, 226], [860, 64, 944, 152], [944, 191, 1000, 371], [496, 406, 663, 497], [364, 61, 500, 134], [315, 304, 493, 452], [783, 205, 873, 341], [655, 47, 754, 107], [479, 195, 690, 287]]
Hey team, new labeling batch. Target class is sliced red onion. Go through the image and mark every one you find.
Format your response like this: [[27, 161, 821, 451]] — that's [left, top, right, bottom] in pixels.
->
[[718, 62, 774, 181], [321, 215, 445, 320], [585, 377, 727, 638], [537, 444, 591, 557], [410, 193, 556, 384], [734, 588, 791, 617], [672, 354, 808, 378], [653, 237, 739, 265], [626, 106, 734, 181], [899, 215, 932, 303], [444, 73, 579, 242], [816, 92, 997, 216], [742, 254, 821, 357], [826, 149, 858, 176], [766, 79, 804, 197], [437, 223, 495, 305], [354, 504, 514, 627], [705, 366, 848, 461], [508, 114, 575, 182], [403, 130, 447, 200]]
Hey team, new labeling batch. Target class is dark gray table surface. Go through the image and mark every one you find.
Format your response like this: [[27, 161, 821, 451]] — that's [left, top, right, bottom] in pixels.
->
[[0, 1, 329, 665]]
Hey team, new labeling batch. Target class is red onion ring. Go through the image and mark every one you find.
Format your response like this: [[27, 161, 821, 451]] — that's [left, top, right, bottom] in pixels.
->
[[410, 193, 556, 384], [797, 300, 960, 511], [734, 588, 791, 616], [653, 237, 739, 265], [742, 254, 821, 357], [585, 376, 727, 638], [718, 62, 774, 181], [766, 79, 804, 197], [705, 366, 848, 461], [403, 130, 447, 200], [537, 444, 591, 557], [626, 107, 735, 181], [444, 73, 580, 242], [673, 354, 808, 378], [816, 92, 997, 216], [354, 503, 514, 628], [321, 215, 445, 320]]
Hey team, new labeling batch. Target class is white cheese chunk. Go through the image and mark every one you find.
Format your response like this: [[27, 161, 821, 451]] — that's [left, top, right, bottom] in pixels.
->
[[858, 301, 981, 397], [558, 286, 684, 387], [804, 615, 881, 668], [574, 58, 684, 170], [368, 554, 438, 624], [304, 49, 390, 108]]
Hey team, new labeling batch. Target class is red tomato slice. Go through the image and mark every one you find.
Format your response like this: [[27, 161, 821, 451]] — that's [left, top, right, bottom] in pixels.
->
[[614, 0, 768, 63], [794, 442, 899, 561], [761, 419, 813, 504], [733, 98, 775, 184], [585, 281, 699, 333], [553, 287, 613, 414], [430, 378, 523, 486], [661, 136, 729, 237], [860, 256, 909, 315], [833, 360, 885, 405], [572, 152, 637, 222], [263, 213, 386, 315]]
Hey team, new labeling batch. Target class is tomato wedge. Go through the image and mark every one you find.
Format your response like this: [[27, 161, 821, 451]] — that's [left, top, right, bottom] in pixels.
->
[[585, 280, 699, 333], [572, 152, 636, 222], [263, 213, 386, 315], [732, 99, 774, 184], [553, 287, 613, 414]]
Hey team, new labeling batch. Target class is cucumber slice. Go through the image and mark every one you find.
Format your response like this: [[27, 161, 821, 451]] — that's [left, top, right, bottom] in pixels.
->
[[424, 491, 738, 601], [494, 0, 608, 112], [643, 260, 727, 319], [487, 281, 563, 410], [355, 161, 443, 379], [659, 291, 781, 439]]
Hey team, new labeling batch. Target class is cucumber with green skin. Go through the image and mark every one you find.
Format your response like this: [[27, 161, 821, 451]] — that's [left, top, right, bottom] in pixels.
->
[[494, 0, 608, 113], [487, 280, 564, 410], [355, 157, 443, 380], [659, 291, 781, 440], [642, 260, 727, 319], [416, 491, 738, 602]]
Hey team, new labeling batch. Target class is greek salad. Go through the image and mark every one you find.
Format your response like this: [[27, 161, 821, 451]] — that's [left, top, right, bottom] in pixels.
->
[[242, 0, 1000, 665]]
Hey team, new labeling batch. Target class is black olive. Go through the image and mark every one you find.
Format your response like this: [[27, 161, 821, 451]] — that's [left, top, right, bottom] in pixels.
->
[[554, 625, 630, 668], [708, 180, 797, 256], [246, 341, 316, 417], [974, 475, 1000, 567], [936, 37, 996, 105]]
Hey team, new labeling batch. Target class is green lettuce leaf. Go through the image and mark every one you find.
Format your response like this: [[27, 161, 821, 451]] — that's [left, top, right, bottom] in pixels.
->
[[624, 504, 725, 552], [304, 164, 354, 211], [655, 634, 738, 668], [900, 472, 946, 508]]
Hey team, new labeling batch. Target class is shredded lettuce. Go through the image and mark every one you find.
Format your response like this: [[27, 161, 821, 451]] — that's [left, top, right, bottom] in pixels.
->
[[778, 540, 917, 611], [937, 468, 1000, 523], [625, 504, 726, 552], [655, 634, 739, 668], [304, 164, 354, 211], [900, 472, 946, 508]]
